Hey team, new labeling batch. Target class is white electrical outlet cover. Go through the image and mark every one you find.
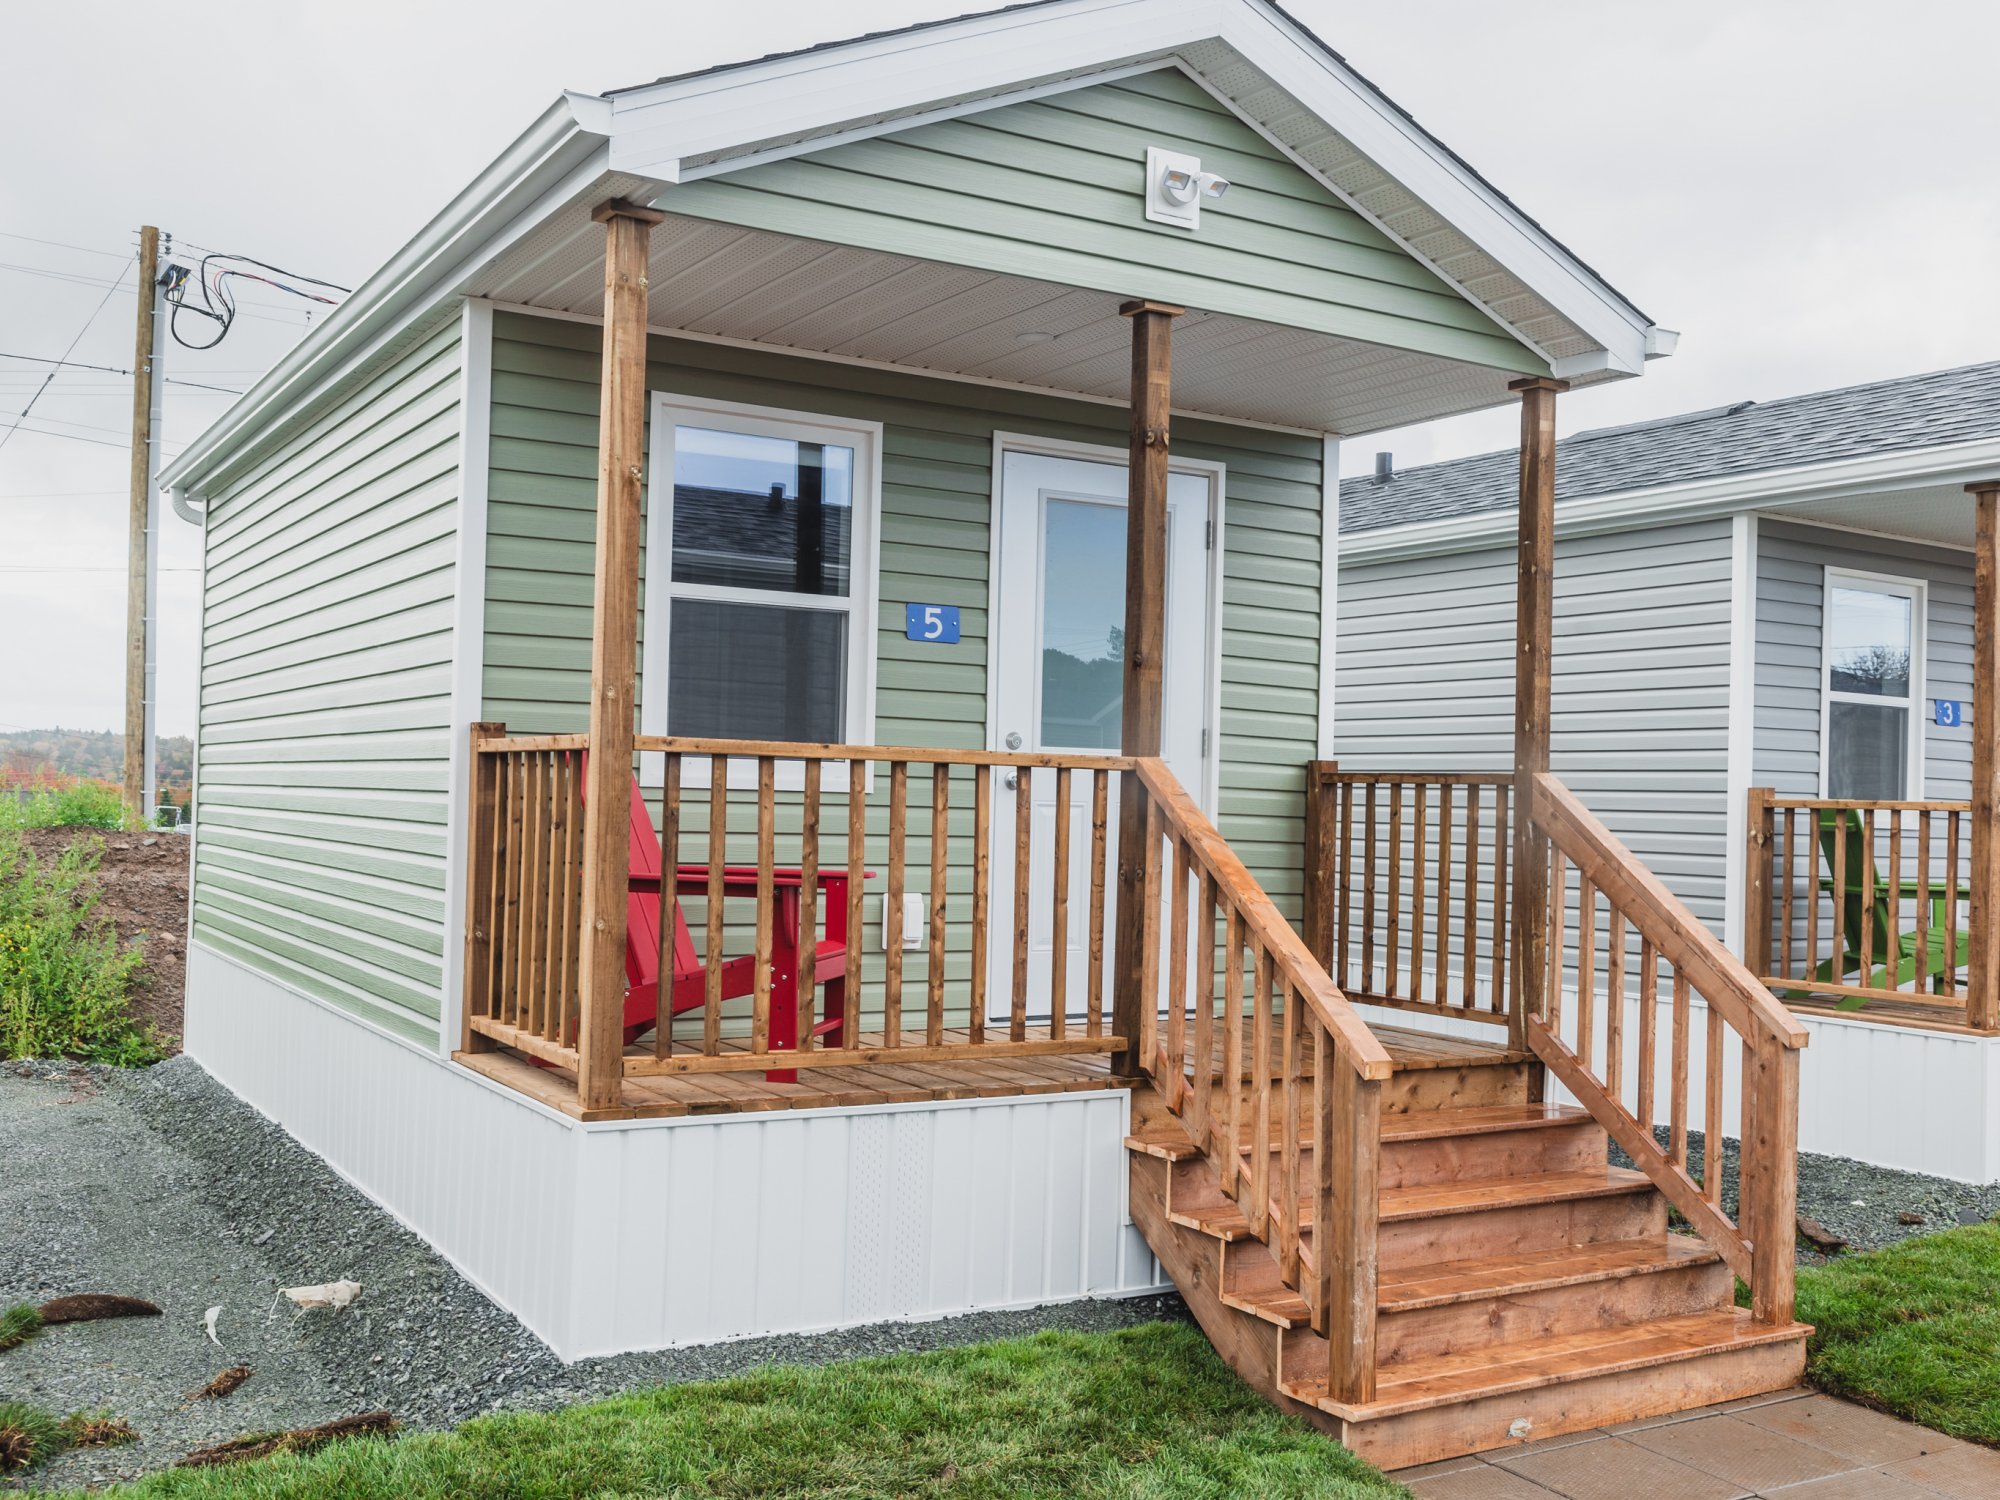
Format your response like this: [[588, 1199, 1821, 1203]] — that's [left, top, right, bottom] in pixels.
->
[[1145, 145, 1203, 230], [883, 892, 925, 950]]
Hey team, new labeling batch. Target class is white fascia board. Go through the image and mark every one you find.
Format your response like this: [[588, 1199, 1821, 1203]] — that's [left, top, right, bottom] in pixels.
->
[[1216, 2, 1654, 376], [607, 0, 1216, 177], [161, 94, 624, 494], [1341, 435, 2000, 565]]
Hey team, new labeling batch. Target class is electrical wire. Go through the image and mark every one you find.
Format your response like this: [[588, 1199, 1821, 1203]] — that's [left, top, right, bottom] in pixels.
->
[[0, 253, 133, 456], [0, 351, 244, 396], [169, 250, 350, 351]]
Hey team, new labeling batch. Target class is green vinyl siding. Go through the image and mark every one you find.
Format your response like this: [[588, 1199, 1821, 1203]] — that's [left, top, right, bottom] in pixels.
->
[[192, 320, 461, 1046], [667, 68, 1538, 375], [484, 310, 1325, 1031]]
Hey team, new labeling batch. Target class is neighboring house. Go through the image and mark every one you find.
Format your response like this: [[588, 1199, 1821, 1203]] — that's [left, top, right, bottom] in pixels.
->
[[1337, 360, 2000, 1182], [153, 0, 1827, 1467]]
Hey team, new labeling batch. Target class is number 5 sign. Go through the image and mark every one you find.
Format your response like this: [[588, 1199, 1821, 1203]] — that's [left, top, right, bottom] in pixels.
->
[[905, 603, 961, 644]]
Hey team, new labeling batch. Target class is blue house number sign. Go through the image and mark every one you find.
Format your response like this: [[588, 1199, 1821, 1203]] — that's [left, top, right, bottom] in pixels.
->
[[906, 603, 960, 644], [1937, 699, 1966, 727]]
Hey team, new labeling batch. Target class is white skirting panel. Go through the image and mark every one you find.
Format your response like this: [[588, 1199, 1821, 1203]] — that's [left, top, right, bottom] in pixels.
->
[[1352, 993, 2000, 1183], [184, 943, 1168, 1361]]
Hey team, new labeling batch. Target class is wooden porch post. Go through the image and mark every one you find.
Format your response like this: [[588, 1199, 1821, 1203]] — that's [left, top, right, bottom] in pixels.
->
[[1508, 376, 1567, 1054], [1968, 480, 2000, 1032], [1112, 298, 1183, 1076], [576, 197, 666, 1112]]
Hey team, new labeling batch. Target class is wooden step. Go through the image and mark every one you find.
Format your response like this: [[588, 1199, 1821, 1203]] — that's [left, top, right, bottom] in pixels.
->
[[1380, 1166, 1654, 1222], [1378, 1235, 1722, 1313], [1221, 1284, 1312, 1328]]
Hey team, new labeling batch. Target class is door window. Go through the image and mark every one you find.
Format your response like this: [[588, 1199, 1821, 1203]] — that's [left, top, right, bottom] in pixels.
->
[[1823, 577, 1920, 799], [1039, 497, 1130, 750]]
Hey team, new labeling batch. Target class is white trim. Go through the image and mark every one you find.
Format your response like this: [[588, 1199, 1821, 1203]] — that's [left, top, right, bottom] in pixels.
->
[[1723, 513, 1757, 957], [1343, 435, 2000, 565], [471, 298, 1329, 440], [440, 300, 494, 1057], [1818, 566, 1928, 801], [1317, 435, 1340, 760], [181, 483, 209, 953], [642, 391, 883, 791]]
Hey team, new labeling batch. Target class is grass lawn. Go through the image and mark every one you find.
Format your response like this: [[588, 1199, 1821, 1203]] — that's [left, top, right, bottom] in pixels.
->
[[1787, 1220, 2000, 1446], [44, 1324, 1406, 1499]]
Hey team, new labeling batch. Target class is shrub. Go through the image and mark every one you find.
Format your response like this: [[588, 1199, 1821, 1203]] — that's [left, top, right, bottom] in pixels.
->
[[0, 831, 158, 1065], [0, 1303, 41, 1352], [0, 1401, 64, 1473], [0, 778, 135, 832]]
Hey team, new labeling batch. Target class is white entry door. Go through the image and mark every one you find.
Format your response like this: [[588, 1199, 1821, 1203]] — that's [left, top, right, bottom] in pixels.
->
[[988, 446, 1217, 1023]]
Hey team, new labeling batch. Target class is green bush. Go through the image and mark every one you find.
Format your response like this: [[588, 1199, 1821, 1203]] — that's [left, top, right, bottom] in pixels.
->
[[0, 781, 135, 832], [0, 830, 159, 1065], [0, 1303, 42, 1352], [0, 1400, 65, 1473]]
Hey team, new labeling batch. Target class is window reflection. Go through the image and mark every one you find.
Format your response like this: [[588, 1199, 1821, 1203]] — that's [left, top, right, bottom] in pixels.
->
[[1040, 498, 1128, 749], [1827, 586, 1910, 697], [671, 426, 853, 596]]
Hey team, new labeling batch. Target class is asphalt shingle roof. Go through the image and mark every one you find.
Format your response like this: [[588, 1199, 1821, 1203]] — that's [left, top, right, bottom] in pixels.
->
[[1342, 359, 2000, 535]]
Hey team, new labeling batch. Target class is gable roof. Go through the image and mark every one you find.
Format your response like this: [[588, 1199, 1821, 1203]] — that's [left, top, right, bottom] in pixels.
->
[[1343, 359, 2000, 535]]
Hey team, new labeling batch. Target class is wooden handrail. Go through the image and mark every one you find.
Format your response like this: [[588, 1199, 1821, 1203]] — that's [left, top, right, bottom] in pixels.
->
[[1533, 775, 1807, 1049], [1137, 759, 1393, 1081]]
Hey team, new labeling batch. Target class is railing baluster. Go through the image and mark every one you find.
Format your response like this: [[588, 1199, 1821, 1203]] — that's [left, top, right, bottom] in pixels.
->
[[526, 751, 551, 1042], [970, 764, 989, 1046], [1436, 782, 1453, 1004], [1637, 935, 1658, 1131], [1140, 792, 1166, 1070], [1547, 845, 1565, 1040], [1050, 766, 1071, 1041], [1704, 995, 1725, 1205], [1191, 869, 1216, 1149], [1806, 807, 1820, 992], [705, 757, 727, 1056], [753, 755, 776, 1056], [799, 758, 821, 1056], [845, 758, 864, 1051], [1410, 782, 1427, 1001], [1010, 762, 1030, 1043], [657, 754, 681, 1058], [928, 762, 949, 1048], [482, 749, 506, 1032], [1461, 785, 1477, 1009], [1577, 875, 1597, 1072], [503, 752, 525, 1031], [1250, 943, 1273, 1238], [1606, 904, 1625, 1104], [1887, 810, 1901, 992], [1336, 780, 1353, 989], [1386, 783, 1402, 999], [1947, 810, 1961, 998], [1311, 1014, 1332, 1335], [1779, 807, 1794, 980], [887, 760, 908, 1045], [1493, 781, 1509, 1017], [1670, 965, 1691, 1170], [1279, 976, 1301, 1288], [1166, 836, 1190, 1104], [1858, 809, 1875, 988], [1361, 783, 1378, 994], [1222, 906, 1245, 1194], [1916, 809, 1931, 991], [1087, 769, 1108, 1038], [1833, 812, 1848, 985]]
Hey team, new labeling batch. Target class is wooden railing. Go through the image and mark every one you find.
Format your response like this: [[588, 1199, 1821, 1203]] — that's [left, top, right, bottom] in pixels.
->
[[463, 729, 1140, 1085], [1303, 764, 1514, 1032], [1531, 774, 1808, 1325], [1134, 760, 1395, 1404], [1744, 791, 1997, 1031]]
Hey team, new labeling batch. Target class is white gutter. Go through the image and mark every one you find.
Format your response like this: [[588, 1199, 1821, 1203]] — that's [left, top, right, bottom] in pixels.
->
[[160, 93, 625, 496], [1341, 434, 2000, 565]]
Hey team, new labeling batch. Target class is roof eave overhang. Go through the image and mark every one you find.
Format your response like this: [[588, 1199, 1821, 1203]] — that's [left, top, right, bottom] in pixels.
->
[[1341, 435, 2000, 565], [160, 94, 631, 494], [604, 0, 1656, 378]]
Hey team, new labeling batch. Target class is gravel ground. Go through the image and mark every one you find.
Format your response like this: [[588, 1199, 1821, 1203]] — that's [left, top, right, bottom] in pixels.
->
[[0, 1055, 1189, 1490], [1612, 1127, 2000, 1261]]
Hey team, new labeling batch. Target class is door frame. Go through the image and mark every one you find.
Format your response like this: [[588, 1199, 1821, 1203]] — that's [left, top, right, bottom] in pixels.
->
[[985, 430, 1226, 815]]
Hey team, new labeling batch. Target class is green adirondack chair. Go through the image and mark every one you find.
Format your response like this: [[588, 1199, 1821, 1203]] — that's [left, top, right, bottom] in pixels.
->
[[1796, 808, 1970, 1010]]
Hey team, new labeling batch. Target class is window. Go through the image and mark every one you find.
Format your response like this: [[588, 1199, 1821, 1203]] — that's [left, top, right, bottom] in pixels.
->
[[643, 396, 880, 784], [1821, 572, 1923, 799]]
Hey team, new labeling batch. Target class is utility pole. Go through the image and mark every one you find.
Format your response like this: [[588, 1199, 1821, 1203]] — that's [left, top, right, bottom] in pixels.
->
[[123, 227, 163, 825]]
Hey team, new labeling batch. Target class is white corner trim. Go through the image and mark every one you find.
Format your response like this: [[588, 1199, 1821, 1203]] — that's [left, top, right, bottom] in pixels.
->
[[1342, 434, 2000, 565], [440, 298, 494, 1057], [1723, 513, 1757, 957], [1318, 435, 1340, 760]]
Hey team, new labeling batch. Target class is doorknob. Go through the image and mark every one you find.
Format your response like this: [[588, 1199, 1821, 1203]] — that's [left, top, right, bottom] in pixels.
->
[[1005, 732, 1023, 750], [1004, 771, 1019, 791]]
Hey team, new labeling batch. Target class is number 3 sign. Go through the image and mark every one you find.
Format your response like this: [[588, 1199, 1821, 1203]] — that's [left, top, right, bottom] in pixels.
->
[[905, 603, 961, 644], [1937, 699, 1966, 727]]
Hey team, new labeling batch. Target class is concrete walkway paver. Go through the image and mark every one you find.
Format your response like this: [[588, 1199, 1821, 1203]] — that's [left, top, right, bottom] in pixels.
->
[[1390, 1390, 1999, 1499]]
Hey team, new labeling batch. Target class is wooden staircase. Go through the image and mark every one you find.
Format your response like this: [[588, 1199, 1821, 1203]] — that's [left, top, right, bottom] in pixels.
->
[[1126, 1033, 1811, 1472]]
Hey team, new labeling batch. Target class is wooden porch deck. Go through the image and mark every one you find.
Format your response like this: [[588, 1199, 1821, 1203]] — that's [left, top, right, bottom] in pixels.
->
[[456, 1021, 1519, 1121]]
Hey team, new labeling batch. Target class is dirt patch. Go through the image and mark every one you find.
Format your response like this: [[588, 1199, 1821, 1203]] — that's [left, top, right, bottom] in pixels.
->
[[19, 826, 189, 1052]]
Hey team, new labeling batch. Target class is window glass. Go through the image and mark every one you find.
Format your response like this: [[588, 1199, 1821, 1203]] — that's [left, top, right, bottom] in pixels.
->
[[1828, 701, 1907, 800], [1827, 586, 1911, 697], [1040, 498, 1128, 749], [666, 599, 847, 742], [671, 426, 853, 596]]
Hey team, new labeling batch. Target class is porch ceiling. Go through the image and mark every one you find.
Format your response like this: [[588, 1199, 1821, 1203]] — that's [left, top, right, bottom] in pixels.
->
[[466, 187, 1591, 437], [1768, 484, 1977, 551]]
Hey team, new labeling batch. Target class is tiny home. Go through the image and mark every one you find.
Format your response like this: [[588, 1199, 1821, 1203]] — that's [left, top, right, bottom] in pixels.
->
[[1336, 361, 2000, 1182], [159, 0, 1816, 1468]]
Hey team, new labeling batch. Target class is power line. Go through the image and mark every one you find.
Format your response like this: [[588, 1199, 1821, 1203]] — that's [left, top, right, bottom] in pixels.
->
[[0, 254, 134, 456], [0, 350, 243, 396], [169, 249, 350, 351], [0, 230, 135, 261]]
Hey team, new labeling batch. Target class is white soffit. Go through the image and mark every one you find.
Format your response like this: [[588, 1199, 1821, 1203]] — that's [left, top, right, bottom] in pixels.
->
[[1768, 487, 1977, 552], [603, 0, 1655, 377], [465, 209, 1574, 435]]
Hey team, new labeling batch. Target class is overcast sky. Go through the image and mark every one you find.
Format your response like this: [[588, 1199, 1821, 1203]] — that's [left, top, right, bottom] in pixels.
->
[[4, 0, 1997, 743]]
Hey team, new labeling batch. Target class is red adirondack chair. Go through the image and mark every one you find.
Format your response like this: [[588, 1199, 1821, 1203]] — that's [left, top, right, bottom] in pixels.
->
[[617, 771, 856, 1082]]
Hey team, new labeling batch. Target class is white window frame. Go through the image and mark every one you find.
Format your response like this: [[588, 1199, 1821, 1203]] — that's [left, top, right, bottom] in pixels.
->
[[1818, 566, 1926, 800], [641, 391, 883, 791]]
